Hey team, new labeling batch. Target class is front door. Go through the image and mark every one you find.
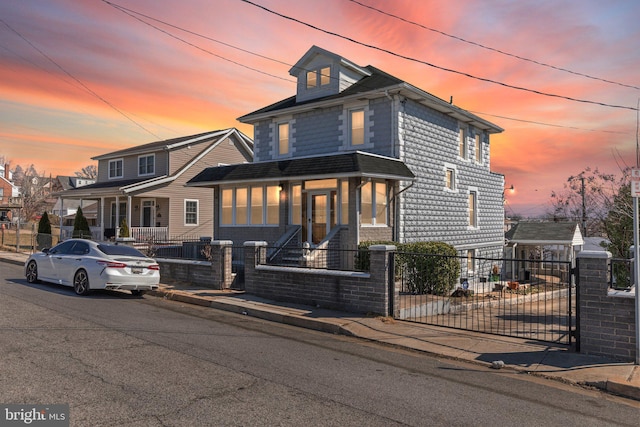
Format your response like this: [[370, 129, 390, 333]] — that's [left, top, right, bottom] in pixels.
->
[[141, 200, 155, 227], [306, 192, 336, 244]]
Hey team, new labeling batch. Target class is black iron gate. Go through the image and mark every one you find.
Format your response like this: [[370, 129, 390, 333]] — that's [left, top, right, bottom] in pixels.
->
[[392, 253, 576, 345]]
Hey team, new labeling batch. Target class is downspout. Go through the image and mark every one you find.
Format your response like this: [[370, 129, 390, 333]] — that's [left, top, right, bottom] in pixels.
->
[[390, 181, 415, 242]]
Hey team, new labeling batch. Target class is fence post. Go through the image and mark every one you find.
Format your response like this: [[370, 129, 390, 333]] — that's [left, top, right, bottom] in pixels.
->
[[209, 240, 233, 290], [244, 241, 267, 293], [369, 245, 397, 317]]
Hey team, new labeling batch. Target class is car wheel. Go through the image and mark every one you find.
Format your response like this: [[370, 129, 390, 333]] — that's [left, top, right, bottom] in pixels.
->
[[26, 261, 39, 283], [73, 269, 90, 296], [131, 290, 146, 296]]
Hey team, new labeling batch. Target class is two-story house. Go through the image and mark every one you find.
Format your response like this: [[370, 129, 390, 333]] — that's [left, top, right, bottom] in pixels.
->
[[0, 163, 20, 222], [188, 46, 505, 272], [56, 128, 253, 240]]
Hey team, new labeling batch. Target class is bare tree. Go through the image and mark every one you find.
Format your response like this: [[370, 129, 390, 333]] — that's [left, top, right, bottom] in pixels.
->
[[10, 163, 51, 221], [75, 164, 97, 180]]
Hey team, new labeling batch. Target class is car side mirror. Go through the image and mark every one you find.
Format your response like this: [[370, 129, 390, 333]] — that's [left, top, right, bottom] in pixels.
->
[[42, 248, 50, 254]]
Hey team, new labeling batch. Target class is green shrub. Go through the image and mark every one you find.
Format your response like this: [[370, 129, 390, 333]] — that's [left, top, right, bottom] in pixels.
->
[[119, 218, 130, 238], [354, 240, 395, 271], [36, 211, 52, 249], [72, 207, 91, 239], [401, 241, 459, 295]]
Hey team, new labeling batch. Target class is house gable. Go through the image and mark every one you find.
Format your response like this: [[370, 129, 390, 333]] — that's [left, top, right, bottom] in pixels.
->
[[289, 45, 371, 104]]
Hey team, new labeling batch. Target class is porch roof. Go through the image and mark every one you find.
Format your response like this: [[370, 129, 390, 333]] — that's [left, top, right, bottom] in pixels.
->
[[186, 151, 415, 186], [505, 222, 584, 246]]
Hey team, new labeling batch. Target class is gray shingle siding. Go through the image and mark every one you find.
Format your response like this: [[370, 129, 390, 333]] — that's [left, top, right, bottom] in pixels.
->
[[398, 99, 504, 250], [292, 106, 342, 157]]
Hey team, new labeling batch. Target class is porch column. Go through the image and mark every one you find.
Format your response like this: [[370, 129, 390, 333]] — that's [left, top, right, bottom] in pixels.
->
[[115, 196, 120, 235], [99, 197, 104, 241], [127, 195, 132, 237], [58, 197, 63, 241]]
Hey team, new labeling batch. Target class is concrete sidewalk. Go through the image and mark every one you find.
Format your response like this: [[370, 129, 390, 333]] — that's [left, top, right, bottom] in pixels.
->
[[2, 249, 639, 401]]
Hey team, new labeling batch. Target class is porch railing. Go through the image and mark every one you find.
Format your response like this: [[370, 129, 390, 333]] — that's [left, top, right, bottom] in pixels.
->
[[131, 227, 168, 241]]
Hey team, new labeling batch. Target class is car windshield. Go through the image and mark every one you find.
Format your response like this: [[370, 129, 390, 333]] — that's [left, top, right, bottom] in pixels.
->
[[96, 244, 147, 257]]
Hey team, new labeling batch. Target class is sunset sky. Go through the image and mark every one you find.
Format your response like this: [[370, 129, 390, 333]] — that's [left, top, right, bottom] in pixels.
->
[[1, 0, 638, 217]]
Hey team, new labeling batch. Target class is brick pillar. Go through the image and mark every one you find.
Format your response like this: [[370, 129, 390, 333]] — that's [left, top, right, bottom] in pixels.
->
[[244, 241, 267, 294], [209, 240, 233, 290], [368, 245, 396, 316], [577, 250, 637, 361]]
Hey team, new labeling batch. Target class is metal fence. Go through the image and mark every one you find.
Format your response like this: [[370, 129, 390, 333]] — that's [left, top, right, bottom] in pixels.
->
[[394, 253, 575, 345]]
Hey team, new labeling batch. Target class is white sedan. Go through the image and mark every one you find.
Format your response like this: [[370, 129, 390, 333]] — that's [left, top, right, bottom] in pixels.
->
[[25, 239, 160, 296]]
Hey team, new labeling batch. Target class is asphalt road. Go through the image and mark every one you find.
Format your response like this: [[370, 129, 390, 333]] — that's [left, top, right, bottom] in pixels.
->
[[1, 262, 638, 426]]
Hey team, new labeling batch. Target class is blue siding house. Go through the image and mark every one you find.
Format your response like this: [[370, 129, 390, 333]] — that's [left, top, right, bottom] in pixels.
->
[[189, 46, 505, 265]]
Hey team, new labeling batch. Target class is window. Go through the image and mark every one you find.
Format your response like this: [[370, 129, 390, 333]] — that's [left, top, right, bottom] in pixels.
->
[[110, 202, 126, 228], [108, 159, 123, 179], [446, 168, 455, 190], [0, 188, 3, 200], [467, 250, 476, 274], [306, 66, 331, 88], [221, 189, 233, 225], [221, 185, 280, 226], [291, 184, 301, 225], [138, 154, 155, 176], [185, 200, 198, 225], [459, 128, 467, 159], [250, 186, 263, 225], [360, 180, 387, 225], [475, 134, 482, 163], [277, 122, 290, 156], [306, 70, 317, 89], [340, 180, 349, 224], [469, 191, 477, 227], [350, 109, 365, 146]]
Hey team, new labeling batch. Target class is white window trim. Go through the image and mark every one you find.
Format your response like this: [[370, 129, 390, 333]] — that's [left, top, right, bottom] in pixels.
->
[[474, 133, 483, 165], [184, 199, 199, 226], [306, 65, 332, 89], [138, 154, 155, 177], [220, 186, 280, 227], [459, 126, 469, 161], [467, 186, 479, 229], [444, 163, 458, 192], [108, 158, 123, 180], [361, 179, 388, 227], [271, 118, 294, 159], [340, 103, 373, 151]]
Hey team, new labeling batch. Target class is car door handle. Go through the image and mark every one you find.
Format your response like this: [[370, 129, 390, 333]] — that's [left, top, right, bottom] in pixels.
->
[[75, 258, 82, 261]]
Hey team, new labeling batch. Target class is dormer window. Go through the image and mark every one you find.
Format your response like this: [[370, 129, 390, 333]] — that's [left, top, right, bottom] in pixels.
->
[[306, 66, 331, 89], [138, 154, 155, 176]]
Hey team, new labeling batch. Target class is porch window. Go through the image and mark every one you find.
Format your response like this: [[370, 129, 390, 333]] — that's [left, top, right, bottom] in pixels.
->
[[138, 154, 155, 176], [340, 180, 349, 224], [221, 185, 280, 226], [185, 200, 198, 225], [236, 188, 248, 224], [291, 184, 301, 225], [108, 159, 123, 179], [266, 186, 279, 225], [250, 186, 263, 225], [110, 202, 126, 228], [221, 189, 233, 225], [360, 180, 387, 226]]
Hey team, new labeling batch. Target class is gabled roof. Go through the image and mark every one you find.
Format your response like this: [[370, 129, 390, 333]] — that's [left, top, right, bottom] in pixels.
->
[[289, 45, 371, 78], [92, 128, 253, 161], [187, 151, 414, 187], [239, 57, 502, 133], [57, 128, 254, 198], [505, 222, 584, 246]]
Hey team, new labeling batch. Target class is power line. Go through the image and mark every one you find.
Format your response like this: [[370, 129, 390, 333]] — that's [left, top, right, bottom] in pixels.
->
[[346, 0, 640, 91], [0, 19, 161, 139], [239, 0, 638, 112], [468, 110, 629, 134], [102, 0, 635, 135], [102, 0, 294, 84]]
